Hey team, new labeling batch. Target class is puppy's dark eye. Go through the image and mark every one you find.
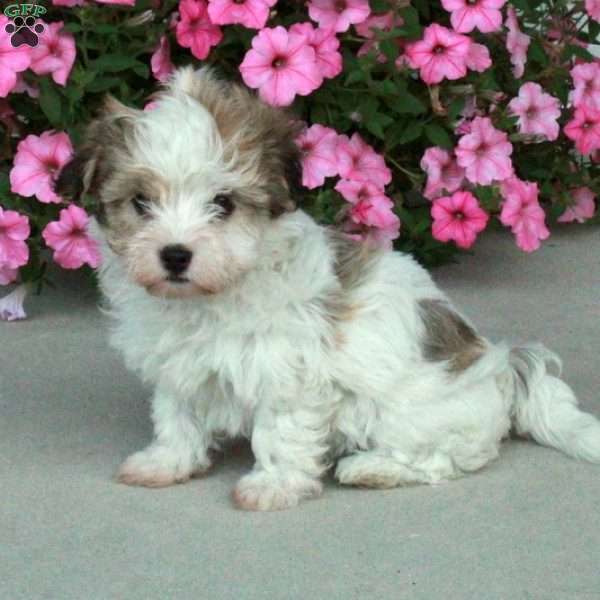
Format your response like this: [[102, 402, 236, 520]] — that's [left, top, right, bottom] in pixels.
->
[[131, 194, 150, 217], [213, 194, 235, 218]]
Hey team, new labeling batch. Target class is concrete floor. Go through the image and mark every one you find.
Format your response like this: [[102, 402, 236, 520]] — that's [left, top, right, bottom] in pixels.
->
[[1, 226, 599, 600]]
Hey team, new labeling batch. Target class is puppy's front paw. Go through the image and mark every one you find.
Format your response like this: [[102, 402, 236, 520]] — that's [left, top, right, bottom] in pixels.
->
[[232, 471, 322, 511], [117, 445, 209, 488]]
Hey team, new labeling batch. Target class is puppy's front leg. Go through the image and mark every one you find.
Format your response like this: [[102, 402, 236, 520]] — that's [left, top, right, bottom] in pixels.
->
[[233, 401, 329, 511], [117, 386, 211, 488]]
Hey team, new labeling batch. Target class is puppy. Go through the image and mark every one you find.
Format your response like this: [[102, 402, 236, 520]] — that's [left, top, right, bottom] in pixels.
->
[[57, 67, 600, 511]]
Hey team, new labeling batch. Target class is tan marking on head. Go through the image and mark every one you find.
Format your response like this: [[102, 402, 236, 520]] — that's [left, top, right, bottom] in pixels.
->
[[165, 67, 303, 217]]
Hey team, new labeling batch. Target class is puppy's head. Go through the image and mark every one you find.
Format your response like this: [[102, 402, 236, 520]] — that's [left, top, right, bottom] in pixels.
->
[[57, 67, 302, 298]]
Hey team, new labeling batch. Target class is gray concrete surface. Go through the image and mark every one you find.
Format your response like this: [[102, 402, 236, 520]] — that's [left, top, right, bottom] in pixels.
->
[[1, 226, 600, 600]]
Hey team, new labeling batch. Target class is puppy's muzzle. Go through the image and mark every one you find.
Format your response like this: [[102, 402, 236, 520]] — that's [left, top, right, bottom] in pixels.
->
[[160, 244, 192, 280]]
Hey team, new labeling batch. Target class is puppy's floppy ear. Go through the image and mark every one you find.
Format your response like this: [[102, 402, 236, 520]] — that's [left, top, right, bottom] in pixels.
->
[[55, 95, 138, 209], [260, 118, 305, 218], [54, 146, 97, 203]]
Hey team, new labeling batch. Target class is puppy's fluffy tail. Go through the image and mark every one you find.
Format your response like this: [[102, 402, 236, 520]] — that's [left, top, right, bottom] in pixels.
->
[[502, 345, 600, 463]]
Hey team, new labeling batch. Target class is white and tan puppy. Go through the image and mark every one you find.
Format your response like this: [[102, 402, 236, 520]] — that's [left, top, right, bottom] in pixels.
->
[[57, 67, 600, 511]]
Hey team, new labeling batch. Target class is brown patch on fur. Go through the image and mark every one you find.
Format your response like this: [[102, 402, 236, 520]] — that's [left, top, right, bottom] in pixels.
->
[[320, 231, 381, 348], [418, 299, 486, 373], [330, 229, 380, 292], [166, 67, 303, 218], [55, 96, 139, 213], [322, 230, 379, 322]]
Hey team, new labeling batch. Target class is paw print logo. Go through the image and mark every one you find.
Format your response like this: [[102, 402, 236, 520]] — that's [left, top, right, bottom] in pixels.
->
[[5, 16, 45, 48]]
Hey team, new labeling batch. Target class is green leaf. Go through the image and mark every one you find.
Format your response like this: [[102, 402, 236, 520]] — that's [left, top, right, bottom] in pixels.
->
[[369, 0, 389, 11], [397, 6, 422, 39], [380, 39, 398, 62], [398, 121, 423, 144], [562, 44, 594, 62], [384, 120, 409, 151], [38, 79, 63, 127], [425, 123, 453, 149], [447, 97, 466, 122], [344, 69, 366, 86], [95, 24, 120, 34], [378, 80, 399, 96], [412, 0, 431, 20], [366, 119, 386, 140], [394, 92, 426, 115], [358, 96, 379, 120], [133, 64, 150, 79], [528, 39, 548, 66], [90, 54, 144, 73], [86, 76, 122, 93], [63, 23, 82, 33], [588, 19, 600, 43]]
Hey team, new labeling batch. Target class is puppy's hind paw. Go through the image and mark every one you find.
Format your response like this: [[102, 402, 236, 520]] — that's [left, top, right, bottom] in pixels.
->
[[116, 445, 209, 488], [232, 471, 322, 511]]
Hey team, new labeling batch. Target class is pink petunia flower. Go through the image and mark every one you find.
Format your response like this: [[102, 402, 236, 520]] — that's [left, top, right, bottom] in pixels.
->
[[368, 221, 400, 248], [296, 124, 339, 189], [10, 131, 73, 204], [465, 42, 491, 72], [508, 82, 561, 141], [308, 0, 370, 33], [53, 0, 85, 5], [335, 179, 379, 204], [455, 117, 513, 185], [453, 95, 480, 135], [505, 7, 530, 78], [570, 62, 600, 110], [563, 105, 600, 155], [207, 0, 276, 29], [339, 181, 400, 249], [176, 0, 223, 60], [355, 11, 395, 37], [405, 24, 471, 85], [420, 147, 465, 200], [0, 16, 32, 97], [290, 23, 342, 80], [336, 133, 392, 188], [557, 187, 596, 223], [95, 0, 136, 5], [151, 36, 174, 83], [0, 207, 29, 275], [239, 26, 322, 107], [13, 73, 39, 98], [355, 12, 404, 63], [586, 0, 600, 22], [499, 177, 549, 252], [441, 0, 506, 34], [30, 22, 76, 86], [42, 205, 102, 270], [431, 191, 489, 249], [0, 265, 18, 286], [350, 195, 398, 230], [0, 284, 28, 321]]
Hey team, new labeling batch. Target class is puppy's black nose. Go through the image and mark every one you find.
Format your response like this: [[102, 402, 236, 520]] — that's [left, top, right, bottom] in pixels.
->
[[160, 244, 192, 275]]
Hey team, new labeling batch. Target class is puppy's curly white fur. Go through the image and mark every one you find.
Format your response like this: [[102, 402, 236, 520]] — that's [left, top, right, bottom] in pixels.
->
[[57, 67, 600, 511]]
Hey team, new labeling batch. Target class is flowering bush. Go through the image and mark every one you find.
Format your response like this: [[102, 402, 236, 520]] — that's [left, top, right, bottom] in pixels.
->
[[1, 0, 599, 319]]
